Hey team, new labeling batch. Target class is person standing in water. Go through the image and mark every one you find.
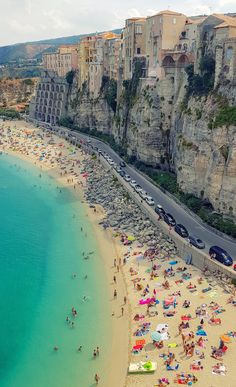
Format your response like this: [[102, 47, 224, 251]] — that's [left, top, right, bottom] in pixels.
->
[[94, 374, 100, 384]]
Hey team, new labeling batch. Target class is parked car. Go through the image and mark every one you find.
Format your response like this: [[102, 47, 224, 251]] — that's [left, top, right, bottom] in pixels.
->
[[119, 161, 126, 168], [188, 236, 205, 249], [135, 185, 142, 193], [174, 224, 189, 238], [130, 180, 137, 188], [146, 196, 155, 206], [119, 170, 126, 177], [163, 213, 176, 227], [124, 174, 131, 182], [209, 246, 233, 266], [139, 190, 148, 200], [117, 167, 122, 173], [155, 205, 165, 217]]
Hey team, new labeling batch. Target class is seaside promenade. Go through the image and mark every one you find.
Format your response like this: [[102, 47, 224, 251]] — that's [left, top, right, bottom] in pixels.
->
[[0, 119, 236, 387]]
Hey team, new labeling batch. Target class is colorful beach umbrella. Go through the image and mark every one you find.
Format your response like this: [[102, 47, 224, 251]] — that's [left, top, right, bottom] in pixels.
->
[[221, 335, 231, 343], [127, 235, 135, 241], [151, 331, 162, 342]]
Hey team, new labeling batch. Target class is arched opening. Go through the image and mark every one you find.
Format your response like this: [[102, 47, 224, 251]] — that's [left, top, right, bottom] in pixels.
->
[[60, 85, 64, 92], [49, 100, 52, 107], [51, 116, 55, 124], [45, 91, 48, 98], [41, 113, 45, 121], [47, 115, 51, 123], [38, 84, 41, 90], [41, 91, 44, 98], [44, 99, 48, 106], [48, 107, 51, 114], [56, 85, 59, 92], [46, 84, 50, 91], [51, 84, 55, 92], [42, 84, 45, 91], [57, 109, 60, 115], [177, 54, 189, 67], [162, 56, 175, 67], [43, 106, 47, 114]]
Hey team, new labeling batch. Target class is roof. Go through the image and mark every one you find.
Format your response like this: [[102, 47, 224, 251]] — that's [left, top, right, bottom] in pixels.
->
[[212, 13, 236, 28], [148, 10, 185, 18], [187, 16, 207, 25]]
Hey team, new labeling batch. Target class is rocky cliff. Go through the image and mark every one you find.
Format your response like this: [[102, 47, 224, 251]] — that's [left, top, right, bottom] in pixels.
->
[[67, 82, 114, 134], [0, 78, 37, 110], [172, 92, 236, 219], [64, 73, 236, 221]]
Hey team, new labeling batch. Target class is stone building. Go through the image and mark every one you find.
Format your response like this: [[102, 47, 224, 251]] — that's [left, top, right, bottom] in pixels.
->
[[42, 45, 79, 77], [78, 32, 120, 97], [145, 10, 187, 79], [29, 70, 68, 125], [122, 17, 147, 80]]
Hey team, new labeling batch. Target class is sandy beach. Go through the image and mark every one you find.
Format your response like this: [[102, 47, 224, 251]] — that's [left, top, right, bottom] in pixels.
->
[[0, 119, 236, 387]]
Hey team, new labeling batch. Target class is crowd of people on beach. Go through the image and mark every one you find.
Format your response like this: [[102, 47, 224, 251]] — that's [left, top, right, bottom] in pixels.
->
[[1, 120, 236, 387]]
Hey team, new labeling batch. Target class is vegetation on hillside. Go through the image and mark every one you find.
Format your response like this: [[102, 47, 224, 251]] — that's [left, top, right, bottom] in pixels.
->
[[0, 108, 20, 119], [101, 76, 117, 112], [185, 55, 215, 98]]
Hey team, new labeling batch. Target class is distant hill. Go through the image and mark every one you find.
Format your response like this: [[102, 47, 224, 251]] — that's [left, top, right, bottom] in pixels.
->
[[0, 29, 122, 65]]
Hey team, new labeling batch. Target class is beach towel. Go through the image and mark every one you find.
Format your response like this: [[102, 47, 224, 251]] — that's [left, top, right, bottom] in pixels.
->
[[169, 260, 178, 265], [202, 287, 212, 293], [168, 343, 178, 348], [196, 329, 207, 336]]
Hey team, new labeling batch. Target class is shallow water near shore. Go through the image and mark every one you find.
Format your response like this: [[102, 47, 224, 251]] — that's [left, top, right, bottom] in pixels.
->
[[0, 153, 110, 387]]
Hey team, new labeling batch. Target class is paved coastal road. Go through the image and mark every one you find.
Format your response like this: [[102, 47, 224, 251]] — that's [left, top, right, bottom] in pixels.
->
[[57, 126, 236, 260]]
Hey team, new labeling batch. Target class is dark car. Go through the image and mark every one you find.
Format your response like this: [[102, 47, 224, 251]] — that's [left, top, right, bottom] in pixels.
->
[[163, 213, 176, 227], [209, 246, 233, 266], [119, 161, 126, 168], [188, 236, 205, 249], [174, 224, 189, 238], [119, 170, 126, 177], [155, 205, 165, 218]]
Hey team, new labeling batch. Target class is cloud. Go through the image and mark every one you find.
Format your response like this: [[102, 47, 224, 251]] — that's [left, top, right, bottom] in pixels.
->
[[0, 0, 235, 46]]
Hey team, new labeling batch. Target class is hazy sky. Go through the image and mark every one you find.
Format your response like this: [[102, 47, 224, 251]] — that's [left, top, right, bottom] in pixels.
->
[[0, 0, 235, 46]]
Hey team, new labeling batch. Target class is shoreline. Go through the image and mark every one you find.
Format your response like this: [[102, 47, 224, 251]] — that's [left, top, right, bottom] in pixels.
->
[[1, 119, 236, 387], [0, 120, 128, 387]]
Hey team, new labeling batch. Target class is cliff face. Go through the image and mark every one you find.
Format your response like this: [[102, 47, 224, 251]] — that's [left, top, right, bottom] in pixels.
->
[[0, 78, 37, 110], [64, 75, 236, 220], [67, 83, 114, 133], [113, 77, 177, 167], [172, 93, 236, 218]]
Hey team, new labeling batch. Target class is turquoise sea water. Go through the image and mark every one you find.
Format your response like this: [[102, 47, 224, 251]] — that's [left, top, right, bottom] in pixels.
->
[[0, 154, 110, 387]]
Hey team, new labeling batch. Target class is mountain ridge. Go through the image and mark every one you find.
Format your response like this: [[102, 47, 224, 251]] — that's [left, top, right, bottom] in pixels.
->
[[0, 28, 122, 64]]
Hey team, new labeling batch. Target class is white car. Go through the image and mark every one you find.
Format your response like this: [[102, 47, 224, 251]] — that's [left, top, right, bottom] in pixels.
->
[[130, 180, 137, 188], [135, 185, 142, 193], [146, 196, 155, 206], [124, 174, 131, 182], [139, 190, 148, 200]]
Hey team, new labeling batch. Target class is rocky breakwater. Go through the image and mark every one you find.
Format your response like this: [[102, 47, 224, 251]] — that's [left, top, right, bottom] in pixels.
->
[[83, 158, 177, 255]]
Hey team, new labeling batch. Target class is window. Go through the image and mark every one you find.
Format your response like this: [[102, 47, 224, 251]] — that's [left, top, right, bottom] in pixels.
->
[[226, 47, 233, 61], [173, 18, 176, 24], [137, 47, 141, 54], [135, 25, 142, 34]]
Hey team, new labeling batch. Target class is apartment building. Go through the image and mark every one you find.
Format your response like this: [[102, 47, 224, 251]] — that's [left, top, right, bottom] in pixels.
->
[[42, 45, 79, 77], [146, 10, 187, 78], [122, 17, 147, 80], [78, 32, 121, 97]]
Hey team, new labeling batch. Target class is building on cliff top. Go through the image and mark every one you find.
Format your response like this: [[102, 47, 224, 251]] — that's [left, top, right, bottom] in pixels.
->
[[122, 17, 147, 80], [78, 32, 121, 97], [42, 45, 79, 77]]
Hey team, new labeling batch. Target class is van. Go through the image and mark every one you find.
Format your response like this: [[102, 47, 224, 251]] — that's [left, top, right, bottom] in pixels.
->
[[209, 246, 233, 266]]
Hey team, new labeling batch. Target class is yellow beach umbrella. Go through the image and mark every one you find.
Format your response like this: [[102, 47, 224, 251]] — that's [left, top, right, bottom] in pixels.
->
[[127, 235, 135, 241]]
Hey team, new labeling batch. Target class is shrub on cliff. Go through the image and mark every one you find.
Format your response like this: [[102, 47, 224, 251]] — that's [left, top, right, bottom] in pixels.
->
[[214, 106, 236, 128], [0, 108, 20, 119], [185, 56, 215, 97], [101, 76, 117, 112]]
